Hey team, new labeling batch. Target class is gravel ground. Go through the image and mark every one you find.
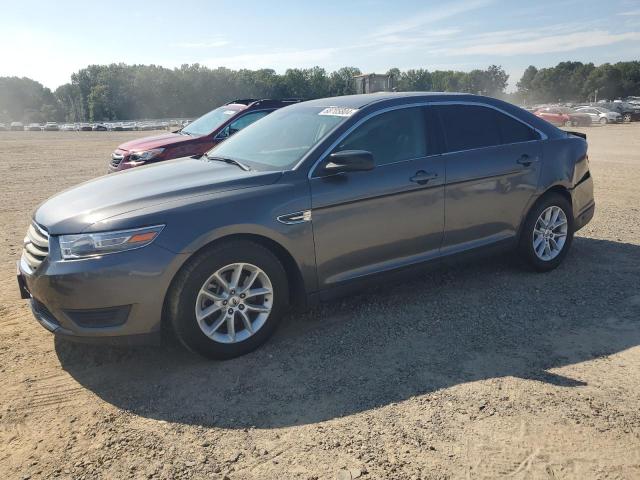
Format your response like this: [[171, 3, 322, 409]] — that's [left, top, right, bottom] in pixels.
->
[[0, 125, 639, 480]]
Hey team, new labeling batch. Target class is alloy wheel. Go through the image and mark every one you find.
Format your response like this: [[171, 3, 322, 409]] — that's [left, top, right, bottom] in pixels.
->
[[532, 206, 568, 261], [195, 263, 273, 344]]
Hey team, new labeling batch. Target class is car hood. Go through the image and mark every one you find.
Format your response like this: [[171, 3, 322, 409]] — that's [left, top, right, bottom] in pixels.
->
[[35, 158, 282, 234], [117, 132, 202, 152]]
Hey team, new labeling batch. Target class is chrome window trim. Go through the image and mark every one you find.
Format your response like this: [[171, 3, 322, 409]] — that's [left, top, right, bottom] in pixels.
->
[[305, 100, 548, 179], [437, 138, 542, 157]]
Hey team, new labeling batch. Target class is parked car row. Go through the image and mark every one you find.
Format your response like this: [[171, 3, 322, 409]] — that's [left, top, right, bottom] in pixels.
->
[[527, 98, 640, 127], [533, 107, 593, 127], [594, 101, 640, 122], [0, 119, 193, 132], [532, 104, 624, 126]]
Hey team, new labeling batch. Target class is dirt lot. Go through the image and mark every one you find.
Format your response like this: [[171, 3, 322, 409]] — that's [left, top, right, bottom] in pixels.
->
[[1, 125, 639, 480]]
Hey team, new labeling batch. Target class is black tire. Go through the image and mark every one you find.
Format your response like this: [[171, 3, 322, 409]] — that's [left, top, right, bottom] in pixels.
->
[[166, 240, 289, 359], [518, 193, 574, 272], [599, 117, 608, 125]]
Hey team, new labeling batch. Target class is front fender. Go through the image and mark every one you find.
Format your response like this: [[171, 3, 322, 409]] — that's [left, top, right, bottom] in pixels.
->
[[91, 173, 317, 294]]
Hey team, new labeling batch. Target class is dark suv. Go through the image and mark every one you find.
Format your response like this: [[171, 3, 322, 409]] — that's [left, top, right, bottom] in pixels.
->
[[108, 99, 300, 172], [19, 93, 594, 359]]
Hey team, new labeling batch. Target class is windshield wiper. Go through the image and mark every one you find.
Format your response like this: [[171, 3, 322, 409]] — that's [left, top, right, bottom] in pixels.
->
[[205, 154, 251, 171]]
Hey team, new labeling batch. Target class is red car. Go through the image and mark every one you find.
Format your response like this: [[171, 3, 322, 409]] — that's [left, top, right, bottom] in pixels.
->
[[108, 99, 300, 172], [534, 107, 591, 127]]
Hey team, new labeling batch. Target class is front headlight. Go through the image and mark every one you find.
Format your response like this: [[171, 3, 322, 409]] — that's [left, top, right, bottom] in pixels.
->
[[59, 225, 164, 259], [125, 148, 165, 166]]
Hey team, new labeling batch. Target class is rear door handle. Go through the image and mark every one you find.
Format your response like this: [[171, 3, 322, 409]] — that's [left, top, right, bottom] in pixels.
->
[[517, 154, 536, 167], [410, 170, 438, 185]]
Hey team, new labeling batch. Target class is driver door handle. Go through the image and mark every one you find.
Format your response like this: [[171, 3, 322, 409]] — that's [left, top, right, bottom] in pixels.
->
[[517, 154, 536, 167], [410, 170, 438, 185]]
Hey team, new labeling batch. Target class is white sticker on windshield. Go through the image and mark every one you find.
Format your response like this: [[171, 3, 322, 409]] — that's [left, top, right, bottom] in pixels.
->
[[223, 110, 236, 115], [319, 107, 358, 117]]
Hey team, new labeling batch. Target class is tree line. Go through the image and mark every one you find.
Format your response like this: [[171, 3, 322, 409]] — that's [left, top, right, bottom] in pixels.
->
[[516, 61, 640, 104], [0, 61, 638, 123], [0, 64, 508, 123]]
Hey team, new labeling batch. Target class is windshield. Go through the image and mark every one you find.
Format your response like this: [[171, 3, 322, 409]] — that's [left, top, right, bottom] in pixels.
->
[[206, 105, 351, 171], [182, 106, 240, 136]]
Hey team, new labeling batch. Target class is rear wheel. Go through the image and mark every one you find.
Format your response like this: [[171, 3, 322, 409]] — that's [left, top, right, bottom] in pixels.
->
[[564, 120, 573, 127], [518, 193, 574, 272], [167, 240, 289, 359]]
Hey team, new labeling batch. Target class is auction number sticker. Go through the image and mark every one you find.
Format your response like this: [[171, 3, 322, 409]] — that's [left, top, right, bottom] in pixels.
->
[[319, 107, 358, 117]]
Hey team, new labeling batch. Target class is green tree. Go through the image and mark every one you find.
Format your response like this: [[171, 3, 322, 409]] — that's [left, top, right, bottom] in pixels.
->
[[0, 76, 63, 122], [330, 67, 361, 96], [516, 65, 538, 96], [583, 63, 623, 101], [396, 69, 432, 91]]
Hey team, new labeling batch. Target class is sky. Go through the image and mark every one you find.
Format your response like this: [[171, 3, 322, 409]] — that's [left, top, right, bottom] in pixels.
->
[[2, 0, 640, 92]]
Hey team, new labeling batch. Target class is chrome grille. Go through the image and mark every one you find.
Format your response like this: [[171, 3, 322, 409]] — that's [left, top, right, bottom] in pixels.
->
[[22, 223, 49, 271], [111, 152, 124, 168]]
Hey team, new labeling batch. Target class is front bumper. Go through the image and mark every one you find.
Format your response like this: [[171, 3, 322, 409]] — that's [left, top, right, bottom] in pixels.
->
[[107, 149, 135, 173], [18, 240, 188, 344]]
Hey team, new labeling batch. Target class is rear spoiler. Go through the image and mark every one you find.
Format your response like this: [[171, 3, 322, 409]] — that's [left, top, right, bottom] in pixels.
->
[[566, 130, 586, 140]]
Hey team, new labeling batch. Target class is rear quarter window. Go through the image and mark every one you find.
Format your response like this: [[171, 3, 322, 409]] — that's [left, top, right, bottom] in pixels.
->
[[495, 111, 539, 143]]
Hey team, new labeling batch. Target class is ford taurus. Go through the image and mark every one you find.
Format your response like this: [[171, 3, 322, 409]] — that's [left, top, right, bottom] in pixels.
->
[[18, 93, 595, 359]]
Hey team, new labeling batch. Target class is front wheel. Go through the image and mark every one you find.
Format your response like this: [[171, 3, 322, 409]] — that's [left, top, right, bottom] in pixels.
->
[[518, 193, 574, 272], [599, 117, 608, 125], [623, 113, 632, 123], [166, 240, 289, 359]]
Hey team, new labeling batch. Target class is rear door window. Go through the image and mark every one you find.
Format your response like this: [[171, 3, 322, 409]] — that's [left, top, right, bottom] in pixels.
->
[[438, 105, 501, 152], [439, 104, 539, 151]]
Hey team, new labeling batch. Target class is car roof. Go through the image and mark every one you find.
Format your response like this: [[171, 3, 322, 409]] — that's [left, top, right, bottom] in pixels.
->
[[301, 91, 472, 109], [225, 98, 303, 111], [298, 91, 564, 140]]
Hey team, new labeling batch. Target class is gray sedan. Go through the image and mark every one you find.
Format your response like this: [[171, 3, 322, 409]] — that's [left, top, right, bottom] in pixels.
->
[[18, 93, 595, 359]]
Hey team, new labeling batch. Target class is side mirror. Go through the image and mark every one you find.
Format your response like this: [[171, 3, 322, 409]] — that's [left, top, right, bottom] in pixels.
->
[[322, 150, 375, 174]]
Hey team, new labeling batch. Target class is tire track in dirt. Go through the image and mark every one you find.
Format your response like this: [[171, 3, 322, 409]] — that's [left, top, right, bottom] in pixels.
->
[[3, 372, 88, 420]]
